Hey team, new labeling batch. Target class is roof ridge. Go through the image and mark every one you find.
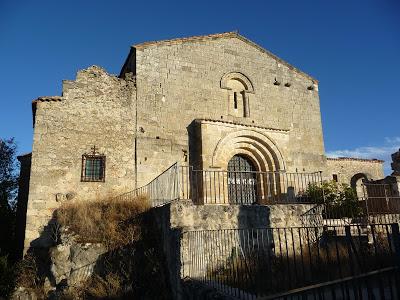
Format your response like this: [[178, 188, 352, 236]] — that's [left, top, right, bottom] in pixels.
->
[[133, 31, 237, 48], [132, 31, 316, 82]]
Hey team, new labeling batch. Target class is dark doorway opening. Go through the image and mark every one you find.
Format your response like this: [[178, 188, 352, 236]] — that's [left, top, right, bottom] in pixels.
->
[[227, 154, 258, 204]]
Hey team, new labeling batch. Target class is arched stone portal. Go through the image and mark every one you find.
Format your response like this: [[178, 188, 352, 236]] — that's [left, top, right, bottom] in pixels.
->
[[210, 129, 286, 204], [212, 129, 285, 172]]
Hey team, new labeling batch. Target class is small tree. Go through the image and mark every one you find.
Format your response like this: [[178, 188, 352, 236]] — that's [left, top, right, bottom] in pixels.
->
[[0, 138, 19, 297], [0, 138, 19, 255], [306, 181, 362, 218]]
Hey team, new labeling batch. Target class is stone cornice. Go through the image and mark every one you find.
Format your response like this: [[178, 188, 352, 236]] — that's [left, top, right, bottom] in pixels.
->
[[195, 118, 290, 133]]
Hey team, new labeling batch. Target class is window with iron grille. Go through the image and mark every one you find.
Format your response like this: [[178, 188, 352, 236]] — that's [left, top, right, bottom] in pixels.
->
[[81, 154, 106, 182]]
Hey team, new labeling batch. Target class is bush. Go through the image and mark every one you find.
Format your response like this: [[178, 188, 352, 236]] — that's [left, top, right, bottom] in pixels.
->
[[306, 181, 363, 218], [56, 195, 150, 249]]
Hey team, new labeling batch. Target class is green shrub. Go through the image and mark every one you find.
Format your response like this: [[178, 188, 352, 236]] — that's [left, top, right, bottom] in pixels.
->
[[306, 181, 363, 218]]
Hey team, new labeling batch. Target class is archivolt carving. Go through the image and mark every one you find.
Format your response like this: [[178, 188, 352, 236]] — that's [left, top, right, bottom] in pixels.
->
[[211, 129, 285, 171], [220, 72, 254, 93]]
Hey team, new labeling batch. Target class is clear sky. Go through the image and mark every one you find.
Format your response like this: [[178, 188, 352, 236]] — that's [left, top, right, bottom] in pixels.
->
[[1, 0, 399, 173]]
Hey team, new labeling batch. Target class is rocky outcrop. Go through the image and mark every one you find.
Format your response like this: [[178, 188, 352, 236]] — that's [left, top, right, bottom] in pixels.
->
[[49, 228, 106, 288]]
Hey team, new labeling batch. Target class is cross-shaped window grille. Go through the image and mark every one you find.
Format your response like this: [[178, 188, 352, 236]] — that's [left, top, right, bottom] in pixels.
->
[[81, 146, 106, 182]]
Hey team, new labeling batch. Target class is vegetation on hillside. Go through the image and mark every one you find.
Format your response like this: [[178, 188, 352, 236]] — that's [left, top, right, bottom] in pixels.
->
[[56, 195, 151, 249]]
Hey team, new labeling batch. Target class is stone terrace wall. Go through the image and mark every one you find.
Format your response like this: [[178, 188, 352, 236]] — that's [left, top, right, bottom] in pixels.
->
[[25, 66, 136, 250], [151, 200, 315, 298], [168, 201, 314, 230]]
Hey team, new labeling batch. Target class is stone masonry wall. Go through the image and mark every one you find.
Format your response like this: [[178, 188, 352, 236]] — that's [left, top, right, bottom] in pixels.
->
[[123, 33, 326, 186], [25, 66, 136, 250]]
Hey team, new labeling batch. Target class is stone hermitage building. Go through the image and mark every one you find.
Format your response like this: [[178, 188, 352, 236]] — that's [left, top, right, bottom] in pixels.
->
[[19, 32, 383, 252]]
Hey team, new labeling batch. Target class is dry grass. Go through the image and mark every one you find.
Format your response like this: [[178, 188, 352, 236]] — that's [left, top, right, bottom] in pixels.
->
[[85, 273, 123, 299], [56, 195, 150, 249], [60, 273, 124, 300]]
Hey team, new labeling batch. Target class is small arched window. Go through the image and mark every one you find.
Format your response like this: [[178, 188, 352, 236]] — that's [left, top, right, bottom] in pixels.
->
[[220, 72, 254, 118]]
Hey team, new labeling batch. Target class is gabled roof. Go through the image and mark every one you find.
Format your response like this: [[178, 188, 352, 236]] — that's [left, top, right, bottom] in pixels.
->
[[133, 31, 317, 82]]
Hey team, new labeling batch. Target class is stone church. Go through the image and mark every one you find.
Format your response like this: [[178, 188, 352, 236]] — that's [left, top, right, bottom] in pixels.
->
[[18, 32, 383, 253]]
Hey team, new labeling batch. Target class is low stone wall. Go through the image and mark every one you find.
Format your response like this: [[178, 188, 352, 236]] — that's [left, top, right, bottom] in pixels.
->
[[168, 201, 314, 230], [150, 200, 316, 299]]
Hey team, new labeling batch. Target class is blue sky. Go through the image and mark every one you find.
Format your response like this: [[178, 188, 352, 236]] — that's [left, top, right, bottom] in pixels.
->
[[1, 0, 399, 174]]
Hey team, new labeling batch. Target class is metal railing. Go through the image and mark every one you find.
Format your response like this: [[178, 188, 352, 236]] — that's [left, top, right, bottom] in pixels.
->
[[115, 163, 324, 207], [114, 163, 180, 207], [301, 182, 400, 228], [182, 224, 400, 299], [181, 167, 323, 205]]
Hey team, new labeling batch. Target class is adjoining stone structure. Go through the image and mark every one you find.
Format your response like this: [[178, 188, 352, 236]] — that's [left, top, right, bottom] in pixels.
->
[[326, 157, 384, 197], [19, 32, 384, 253]]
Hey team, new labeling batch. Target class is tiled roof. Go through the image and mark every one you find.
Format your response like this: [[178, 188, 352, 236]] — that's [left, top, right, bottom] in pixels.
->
[[32, 96, 63, 104], [32, 96, 63, 128], [327, 157, 384, 163]]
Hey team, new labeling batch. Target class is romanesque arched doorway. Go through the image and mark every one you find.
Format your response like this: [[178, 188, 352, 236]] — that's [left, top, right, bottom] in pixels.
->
[[227, 154, 258, 204]]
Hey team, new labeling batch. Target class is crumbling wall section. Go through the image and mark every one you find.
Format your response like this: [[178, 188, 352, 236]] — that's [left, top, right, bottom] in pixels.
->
[[25, 66, 137, 251]]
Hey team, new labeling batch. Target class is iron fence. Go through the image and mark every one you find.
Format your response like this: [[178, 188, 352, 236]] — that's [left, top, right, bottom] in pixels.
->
[[362, 183, 400, 218], [182, 224, 400, 299], [180, 167, 324, 205], [258, 267, 399, 300], [301, 183, 400, 228], [115, 164, 324, 207]]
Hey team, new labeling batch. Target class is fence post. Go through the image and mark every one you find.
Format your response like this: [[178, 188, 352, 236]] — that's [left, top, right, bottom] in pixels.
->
[[345, 225, 363, 274], [362, 183, 370, 221], [391, 223, 400, 268]]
